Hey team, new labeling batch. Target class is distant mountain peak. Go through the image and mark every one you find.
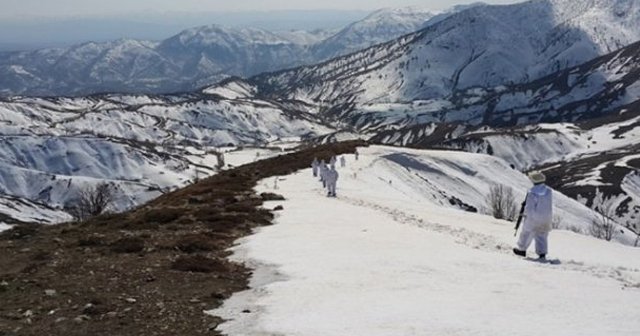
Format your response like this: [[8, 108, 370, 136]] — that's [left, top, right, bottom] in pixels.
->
[[1, 1, 639, 97]]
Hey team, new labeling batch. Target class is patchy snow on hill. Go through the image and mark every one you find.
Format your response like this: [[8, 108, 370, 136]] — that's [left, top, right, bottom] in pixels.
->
[[372, 109, 640, 225], [211, 145, 640, 336], [202, 79, 257, 99], [0, 195, 70, 225], [0, 87, 338, 223], [0, 136, 195, 216], [249, 0, 640, 133], [449, 118, 640, 171]]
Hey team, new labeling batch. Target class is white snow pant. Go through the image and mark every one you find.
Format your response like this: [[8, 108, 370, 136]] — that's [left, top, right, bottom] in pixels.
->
[[327, 181, 336, 196], [516, 230, 549, 255]]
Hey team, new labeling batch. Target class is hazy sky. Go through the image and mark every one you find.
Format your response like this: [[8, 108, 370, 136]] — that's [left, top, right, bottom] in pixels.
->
[[1, 0, 521, 19]]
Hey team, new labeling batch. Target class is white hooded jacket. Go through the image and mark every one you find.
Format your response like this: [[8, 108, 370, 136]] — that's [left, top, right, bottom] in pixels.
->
[[523, 184, 553, 233], [326, 168, 339, 184]]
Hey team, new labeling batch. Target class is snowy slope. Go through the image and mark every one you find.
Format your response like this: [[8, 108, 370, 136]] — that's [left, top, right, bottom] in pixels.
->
[[0, 136, 193, 213], [0, 93, 335, 223], [360, 38, 640, 131], [0, 195, 71, 225], [373, 108, 640, 226], [311, 3, 488, 61], [249, 0, 640, 129], [0, 93, 332, 146], [377, 111, 640, 171], [340, 146, 629, 237], [211, 145, 640, 335]]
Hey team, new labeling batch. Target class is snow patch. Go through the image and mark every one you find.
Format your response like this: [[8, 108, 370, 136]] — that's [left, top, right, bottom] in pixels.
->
[[0, 223, 13, 232]]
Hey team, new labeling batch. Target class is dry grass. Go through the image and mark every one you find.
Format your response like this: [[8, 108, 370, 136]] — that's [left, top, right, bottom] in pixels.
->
[[77, 234, 106, 247], [110, 237, 145, 253], [174, 234, 218, 253], [171, 255, 229, 273], [141, 207, 184, 224]]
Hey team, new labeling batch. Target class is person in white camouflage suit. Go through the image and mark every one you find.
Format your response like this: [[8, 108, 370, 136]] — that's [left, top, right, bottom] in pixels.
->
[[325, 166, 339, 197], [513, 171, 553, 259]]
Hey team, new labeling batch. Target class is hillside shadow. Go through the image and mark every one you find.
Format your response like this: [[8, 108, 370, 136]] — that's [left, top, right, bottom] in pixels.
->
[[403, 0, 623, 128]]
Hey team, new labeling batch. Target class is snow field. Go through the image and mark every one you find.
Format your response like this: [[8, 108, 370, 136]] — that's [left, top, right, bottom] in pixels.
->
[[211, 146, 640, 336]]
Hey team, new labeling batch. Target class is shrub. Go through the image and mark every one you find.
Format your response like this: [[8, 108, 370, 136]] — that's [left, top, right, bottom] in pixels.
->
[[552, 214, 563, 230], [487, 184, 518, 221], [589, 189, 618, 241], [67, 183, 116, 221]]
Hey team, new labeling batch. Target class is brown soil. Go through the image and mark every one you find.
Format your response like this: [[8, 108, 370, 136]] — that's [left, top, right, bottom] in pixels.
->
[[0, 140, 365, 336]]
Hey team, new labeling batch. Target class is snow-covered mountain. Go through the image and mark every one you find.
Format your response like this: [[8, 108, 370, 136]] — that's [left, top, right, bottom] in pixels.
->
[[3, 35, 640, 229], [0, 5, 444, 97], [362, 36, 640, 136], [359, 33, 640, 229], [0, 26, 313, 97], [154, 26, 311, 88], [0, 92, 335, 224], [2, 0, 640, 239], [309, 4, 486, 61], [3, 0, 640, 100], [249, 0, 640, 121], [310, 7, 439, 61]]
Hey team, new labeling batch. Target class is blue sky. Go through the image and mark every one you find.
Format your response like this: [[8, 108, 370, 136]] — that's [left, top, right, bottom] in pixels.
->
[[1, 0, 522, 19]]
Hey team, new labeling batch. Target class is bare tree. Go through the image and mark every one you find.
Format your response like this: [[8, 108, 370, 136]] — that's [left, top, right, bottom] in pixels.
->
[[67, 183, 115, 221], [552, 214, 563, 230], [589, 189, 617, 241], [487, 184, 518, 221]]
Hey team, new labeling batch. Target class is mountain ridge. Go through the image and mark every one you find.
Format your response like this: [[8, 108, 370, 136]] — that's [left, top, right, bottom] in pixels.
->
[[0, 6, 454, 97]]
